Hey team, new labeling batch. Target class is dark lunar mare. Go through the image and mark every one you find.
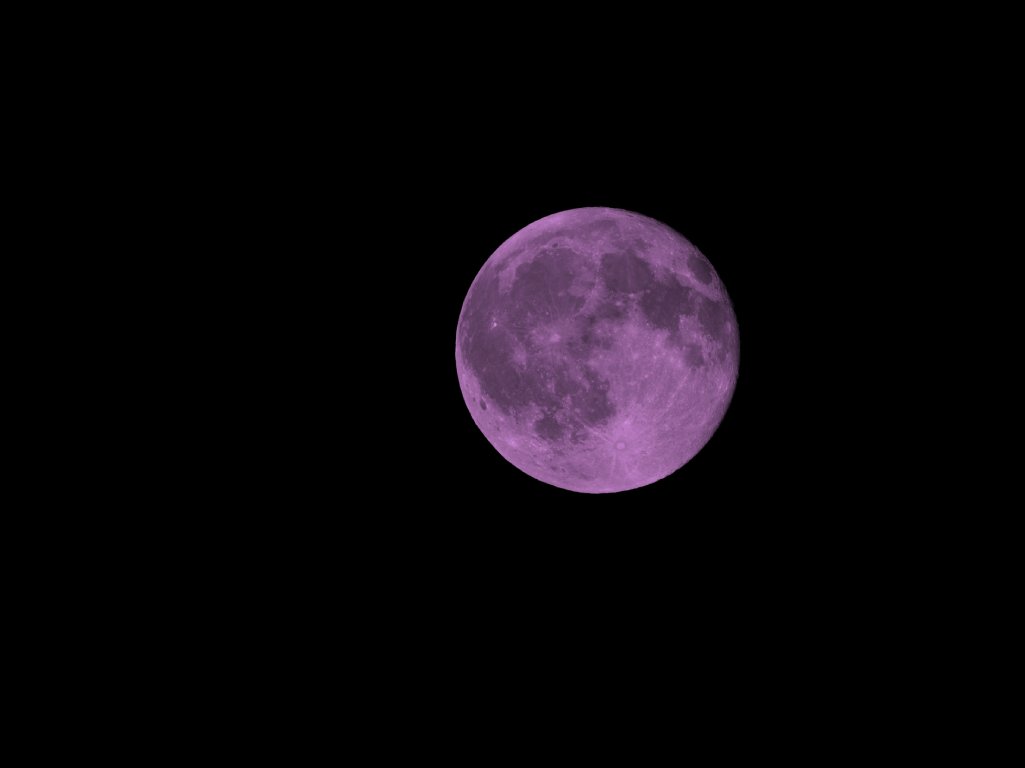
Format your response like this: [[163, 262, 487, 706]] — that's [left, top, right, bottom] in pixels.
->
[[534, 413, 564, 441], [688, 253, 713, 284], [576, 366, 614, 423], [697, 296, 727, 341], [505, 246, 586, 329], [600, 251, 654, 295], [641, 277, 695, 333], [685, 344, 705, 368], [461, 248, 617, 441], [569, 314, 613, 359]]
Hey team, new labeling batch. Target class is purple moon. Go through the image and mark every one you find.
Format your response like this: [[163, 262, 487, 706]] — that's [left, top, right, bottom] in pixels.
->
[[455, 208, 739, 493]]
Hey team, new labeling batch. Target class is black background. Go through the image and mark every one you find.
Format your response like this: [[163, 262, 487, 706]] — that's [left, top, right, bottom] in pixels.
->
[[373, 145, 855, 519], [220, 54, 932, 529], [91, 30, 1010, 737], [232, 88, 931, 623], [303, 138, 915, 656], [55, 17, 999, 733]]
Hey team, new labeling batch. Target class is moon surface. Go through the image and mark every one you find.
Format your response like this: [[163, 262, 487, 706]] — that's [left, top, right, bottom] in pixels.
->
[[455, 208, 739, 493]]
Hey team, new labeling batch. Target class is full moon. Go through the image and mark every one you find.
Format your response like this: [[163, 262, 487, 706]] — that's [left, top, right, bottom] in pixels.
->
[[455, 208, 739, 493]]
